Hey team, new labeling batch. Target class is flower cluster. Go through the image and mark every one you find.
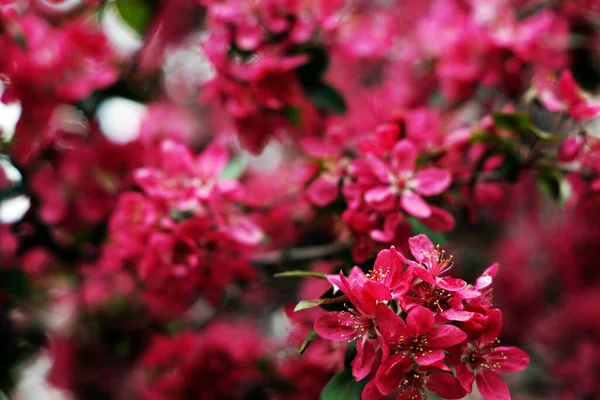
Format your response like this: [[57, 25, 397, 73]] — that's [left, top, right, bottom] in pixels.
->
[[313, 234, 529, 399], [97, 139, 263, 316], [137, 321, 267, 400], [200, 0, 341, 153]]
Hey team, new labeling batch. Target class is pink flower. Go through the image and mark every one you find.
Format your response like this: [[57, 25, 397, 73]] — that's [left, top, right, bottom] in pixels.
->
[[455, 310, 530, 399], [134, 139, 237, 209], [376, 305, 467, 366], [401, 234, 468, 292], [534, 70, 600, 121], [360, 140, 452, 219], [372, 354, 467, 400], [315, 270, 391, 380]]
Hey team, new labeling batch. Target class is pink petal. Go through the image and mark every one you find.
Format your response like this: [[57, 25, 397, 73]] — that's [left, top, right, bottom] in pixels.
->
[[361, 379, 385, 400], [411, 266, 436, 285], [408, 234, 435, 263], [557, 70, 581, 105], [375, 304, 407, 343], [487, 346, 530, 372], [440, 308, 475, 322], [427, 372, 468, 399], [374, 354, 413, 395], [436, 277, 467, 291], [427, 325, 467, 348], [476, 370, 510, 400], [352, 336, 377, 380], [315, 312, 363, 341], [197, 142, 229, 178], [412, 168, 452, 196], [370, 229, 395, 243], [402, 191, 432, 218], [407, 306, 435, 336], [474, 263, 498, 291], [391, 140, 417, 174], [414, 349, 445, 365], [306, 175, 339, 207], [228, 218, 264, 245], [365, 154, 392, 183], [456, 363, 475, 392], [365, 186, 397, 211], [482, 309, 503, 343]]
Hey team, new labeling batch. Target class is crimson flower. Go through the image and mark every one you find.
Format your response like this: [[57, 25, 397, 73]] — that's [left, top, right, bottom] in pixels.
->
[[455, 310, 530, 400], [315, 271, 392, 380], [371, 354, 467, 400], [376, 305, 467, 366], [360, 139, 452, 219]]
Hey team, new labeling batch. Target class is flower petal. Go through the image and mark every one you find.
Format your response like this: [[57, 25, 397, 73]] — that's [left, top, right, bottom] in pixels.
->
[[365, 186, 397, 211], [315, 312, 364, 341], [401, 191, 432, 218], [375, 304, 407, 343], [375, 354, 413, 395], [391, 140, 417, 173], [414, 348, 445, 365], [456, 363, 475, 392], [408, 234, 435, 263], [487, 346, 530, 372], [475, 370, 510, 400], [441, 308, 475, 322], [436, 277, 467, 291], [197, 142, 229, 178], [412, 168, 452, 196], [352, 336, 377, 380], [427, 325, 467, 348], [407, 306, 435, 336], [306, 175, 339, 206], [427, 372, 468, 399]]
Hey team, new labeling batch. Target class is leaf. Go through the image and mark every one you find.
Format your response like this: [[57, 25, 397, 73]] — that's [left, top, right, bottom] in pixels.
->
[[320, 367, 368, 400], [493, 112, 531, 132], [493, 112, 559, 143], [408, 217, 447, 244], [297, 46, 330, 83], [303, 82, 347, 115], [298, 329, 318, 354], [115, 0, 153, 35], [282, 106, 302, 127], [537, 169, 572, 203], [220, 157, 246, 180], [274, 270, 327, 279], [344, 341, 357, 367], [294, 295, 348, 312], [529, 125, 560, 142]]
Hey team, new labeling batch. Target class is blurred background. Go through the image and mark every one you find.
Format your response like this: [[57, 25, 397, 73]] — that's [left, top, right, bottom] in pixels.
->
[[1, 0, 600, 399]]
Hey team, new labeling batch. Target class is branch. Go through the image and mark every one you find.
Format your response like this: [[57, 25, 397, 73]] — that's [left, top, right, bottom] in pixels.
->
[[252, 242, 348, 266]]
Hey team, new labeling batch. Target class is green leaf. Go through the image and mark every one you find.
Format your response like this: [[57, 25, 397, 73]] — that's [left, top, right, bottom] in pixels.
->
[[220, 157, 246, 180], [529, 125, 560, 142], [274, 270, 327, 279], [493, 112, 531, 132], [170, 209, 195, 221], [115, 0, 153, 35], [537, 169, 572, 203], [320, 367, 368, 400], [408, 217, 447, 244], [294, 295, 348, 312], [298, 329, 318, 354], [303, 82, 347, 115], [297, 46, 330, 83], [344, 341, 357, 367], [282, 106, 302, 127]]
